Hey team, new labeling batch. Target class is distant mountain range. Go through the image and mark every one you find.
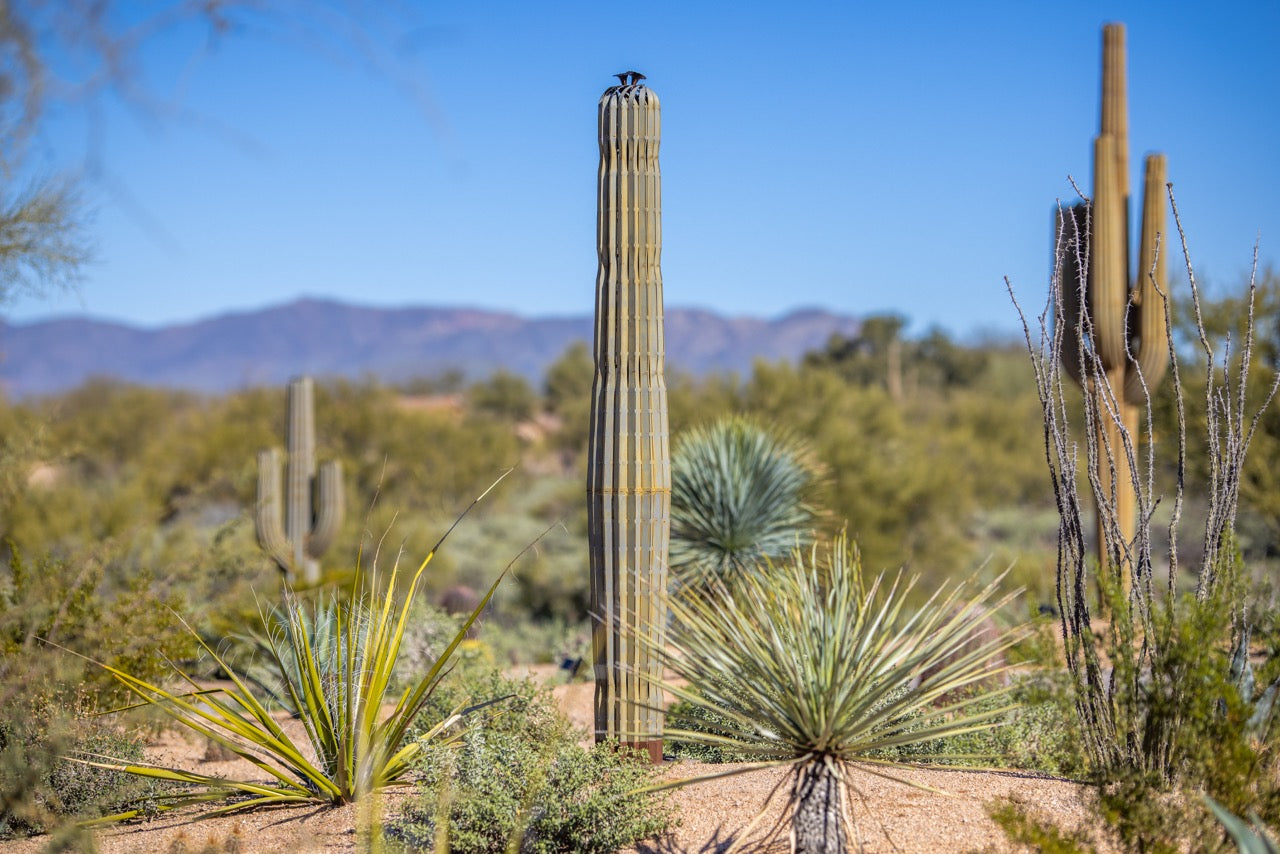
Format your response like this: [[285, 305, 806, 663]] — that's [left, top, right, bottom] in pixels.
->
[[0, 298, 862, 398]]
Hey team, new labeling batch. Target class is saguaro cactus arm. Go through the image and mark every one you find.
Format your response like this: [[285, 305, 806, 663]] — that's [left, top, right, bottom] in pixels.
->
[[256, 447, 291, 569], [308, 460, 344, 557], [1125, 153, 1169, 404]]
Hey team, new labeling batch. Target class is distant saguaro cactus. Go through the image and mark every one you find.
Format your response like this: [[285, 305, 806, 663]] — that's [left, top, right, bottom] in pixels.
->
[[1055, 22, 1169, 591], [256, 376, 344, 585], [587, 70, 670, 764]]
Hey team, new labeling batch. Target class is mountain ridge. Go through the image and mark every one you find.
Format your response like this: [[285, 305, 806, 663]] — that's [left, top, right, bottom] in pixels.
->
[[0, 297, 861, 397]]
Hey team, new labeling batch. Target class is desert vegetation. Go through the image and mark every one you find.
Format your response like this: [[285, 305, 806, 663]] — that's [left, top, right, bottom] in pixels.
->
[[2, 257, 1277, 850], [3, 15, 1280, 853]]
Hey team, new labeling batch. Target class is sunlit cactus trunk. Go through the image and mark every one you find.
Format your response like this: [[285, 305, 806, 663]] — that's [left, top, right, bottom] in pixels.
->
[[256, 376, 344, 585], [587, 72, 670, 764], [1055, 23, 1169, 593]]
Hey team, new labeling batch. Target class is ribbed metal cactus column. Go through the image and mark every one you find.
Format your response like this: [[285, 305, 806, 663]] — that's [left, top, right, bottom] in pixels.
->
[[587, 71, 670, 764], [1055, 23, 1169, 590], [256, 376, 344, 585]]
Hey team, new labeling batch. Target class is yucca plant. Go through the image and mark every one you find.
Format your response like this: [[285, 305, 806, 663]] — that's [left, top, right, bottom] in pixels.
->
[[1206, 797, 1280, 854], [669, 416, 818, 587], [656, 536, 1026, 854], [65, 474, 512, 819]]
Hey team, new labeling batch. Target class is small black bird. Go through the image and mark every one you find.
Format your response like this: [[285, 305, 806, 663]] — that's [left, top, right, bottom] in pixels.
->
[[614, 70, 646, 86]]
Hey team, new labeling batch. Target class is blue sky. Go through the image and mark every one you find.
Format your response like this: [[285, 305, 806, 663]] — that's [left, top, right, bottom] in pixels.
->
[[4, 1, 1277, 339]]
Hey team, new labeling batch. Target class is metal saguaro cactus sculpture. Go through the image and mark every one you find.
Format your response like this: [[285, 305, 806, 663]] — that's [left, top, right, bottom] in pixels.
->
[[1056, 23, 1169, 590], [587, 70, 670, 764], [256, 376, 344, 585]]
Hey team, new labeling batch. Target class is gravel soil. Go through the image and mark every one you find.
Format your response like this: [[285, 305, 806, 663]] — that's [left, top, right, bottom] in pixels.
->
[[1, 675, 1101, 853]]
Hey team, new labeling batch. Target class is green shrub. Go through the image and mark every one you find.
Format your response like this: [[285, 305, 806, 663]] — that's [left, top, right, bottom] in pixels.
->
[[1089, 580, 1280, 851], [1, 546, 195, 709], [392, 671, 673, 853], [0, 689, 158, 841]]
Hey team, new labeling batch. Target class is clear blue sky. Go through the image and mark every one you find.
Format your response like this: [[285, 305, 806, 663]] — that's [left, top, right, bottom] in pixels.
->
[[4, 0, 1277, 339]]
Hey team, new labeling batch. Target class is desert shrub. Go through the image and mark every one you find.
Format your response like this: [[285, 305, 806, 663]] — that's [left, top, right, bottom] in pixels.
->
[[1009, 189, 1280, 851], [0, 546, 195, 709], [989, 576, 1280, 851], [542, 340, 594, 458], [392, 670, 673, 853], [987, 799, 1094, 854], [393, 598, 464, 689], [1071, 572, 1280, 851], [0, 689, 158, 841], [665, 693, 771, 763], [739, 361, 980, 579], [467, 370, 537, 423]]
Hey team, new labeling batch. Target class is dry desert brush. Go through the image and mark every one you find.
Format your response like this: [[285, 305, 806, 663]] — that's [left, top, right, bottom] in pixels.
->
[[65, 474, 513, 818], [1008, 185, 1280, 846], [656, 535, 1026, 854]]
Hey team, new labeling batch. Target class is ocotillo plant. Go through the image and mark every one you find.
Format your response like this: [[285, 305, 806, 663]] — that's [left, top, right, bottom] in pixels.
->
[[256, 376, 344, 585], [1055, 22, 1169, 593], [587, 70, 670, 764]]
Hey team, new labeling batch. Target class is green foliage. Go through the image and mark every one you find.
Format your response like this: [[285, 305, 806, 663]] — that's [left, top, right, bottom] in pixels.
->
[[0, 689, 157, 841], [0, 177, 90, 302], [659, 535, 1027, 848], [804, 316, 989, 396], [1074, 573, 1280, 852], [1206, 796, 1280, 854], [467, 370, 537, 422], [391, 670, 673, 853], [1, 545, 195, 709], [77, 480, 512, 817], [986, 798, 1093, 854], [543, 341, 595, 457], [669, 416, 817, 586], [738, 361, 979, 577]]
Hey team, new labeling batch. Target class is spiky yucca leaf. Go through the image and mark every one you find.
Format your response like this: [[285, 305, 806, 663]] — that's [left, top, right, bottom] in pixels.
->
[[67, 472, 512, 819], [656, 535, 1027, 852], [1205, 797, 1280, 854], [670, 417, 817, 586]]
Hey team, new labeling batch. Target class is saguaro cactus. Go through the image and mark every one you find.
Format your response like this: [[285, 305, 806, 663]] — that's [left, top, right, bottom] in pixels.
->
[[587, 70, 670, 764], [256, 376, 344, 585], [1056, 23, 1169, 589]]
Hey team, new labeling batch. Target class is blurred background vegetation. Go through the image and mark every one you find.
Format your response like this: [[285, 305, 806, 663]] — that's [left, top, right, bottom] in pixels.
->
[[2, 272, 1275, 646]]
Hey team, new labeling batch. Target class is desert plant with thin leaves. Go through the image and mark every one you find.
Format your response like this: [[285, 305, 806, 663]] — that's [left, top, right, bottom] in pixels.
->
[[654, 535, 1026, 853], [669, 416, 818, 587], [61, 472, 515, 818]]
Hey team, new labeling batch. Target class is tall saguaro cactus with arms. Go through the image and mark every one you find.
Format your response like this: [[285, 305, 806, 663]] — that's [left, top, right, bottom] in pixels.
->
[[256, 376, 344, 585], [587, 70, 670, 764], [1056, 23, 1169, 592]]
